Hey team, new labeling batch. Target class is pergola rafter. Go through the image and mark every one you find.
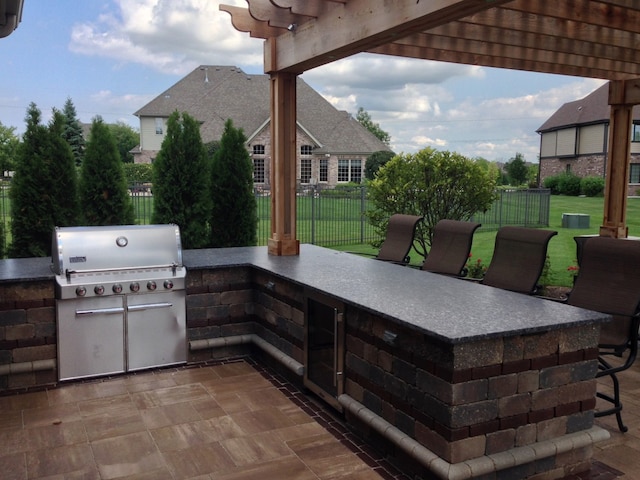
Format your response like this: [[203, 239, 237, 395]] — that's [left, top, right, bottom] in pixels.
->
[[221, 0, 640, 254]]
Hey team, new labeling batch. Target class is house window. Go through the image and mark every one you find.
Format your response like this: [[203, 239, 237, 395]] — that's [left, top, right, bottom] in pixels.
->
[[338, 159, 362, 183], [253, 144, 265, 155], [319, 159, 328, 182], [253, 158, 265, 183], [155, 118, 163, 135], [300, 158, 312, 184], [565, 164, 572, 174], [301, 145, 313, 156], [630, 164, 640, 183], [633, 124, 640, 142]]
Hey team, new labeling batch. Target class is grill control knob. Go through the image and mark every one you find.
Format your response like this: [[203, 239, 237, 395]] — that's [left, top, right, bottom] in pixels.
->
[[147, 281, 157, 291], [163, 280, 174, 290], [94, 285, 105, 295], [112, 283, 123, 294], [76, 286, 87, 297], [130, 282, 140, 293]]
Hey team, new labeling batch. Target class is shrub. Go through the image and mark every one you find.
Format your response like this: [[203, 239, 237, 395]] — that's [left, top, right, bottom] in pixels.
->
[[557, 172, 582, 196], [543, 175, 561, 194], [123, 163, 153, 184], [580, 176, 605, 197]]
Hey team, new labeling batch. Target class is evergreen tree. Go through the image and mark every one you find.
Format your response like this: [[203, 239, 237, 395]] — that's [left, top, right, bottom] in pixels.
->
[[152, 111, 211, 249], [62, 97, 85, 167], [9, 103, 55, 257], [505, 153, 529, 186], [48, 110, 80, 227], [210, 119, 257, 247], [79, 117, 135, 225]]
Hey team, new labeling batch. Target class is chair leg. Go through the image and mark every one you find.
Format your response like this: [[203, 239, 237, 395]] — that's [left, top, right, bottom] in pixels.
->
[[595, 358, 628, 432]]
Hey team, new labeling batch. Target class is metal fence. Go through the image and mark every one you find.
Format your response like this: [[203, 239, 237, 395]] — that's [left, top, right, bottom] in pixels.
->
[[0, 182, 550, 254]]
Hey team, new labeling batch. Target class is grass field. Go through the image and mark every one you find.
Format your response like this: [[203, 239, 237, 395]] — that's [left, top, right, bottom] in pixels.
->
[[335, 195, 640, 287]]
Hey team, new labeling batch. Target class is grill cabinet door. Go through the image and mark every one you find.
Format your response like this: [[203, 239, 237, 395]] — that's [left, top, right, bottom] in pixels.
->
[[57, 296, 126, 381], [126, 291, 187, 371]]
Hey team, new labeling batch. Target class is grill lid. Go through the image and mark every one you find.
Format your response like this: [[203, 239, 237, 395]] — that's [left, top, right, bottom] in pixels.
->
[[51, 224, 183, 277]]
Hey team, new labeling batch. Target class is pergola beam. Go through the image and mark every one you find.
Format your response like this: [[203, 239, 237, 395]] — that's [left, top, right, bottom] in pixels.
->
[[263, 0, 513, 73]]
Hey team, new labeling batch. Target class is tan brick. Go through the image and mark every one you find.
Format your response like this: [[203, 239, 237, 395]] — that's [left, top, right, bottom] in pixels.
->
[[523, 331, 559, 358], [515, 423, 537, 447], [485, 428, 516, 455], [12, 344, 56, 363], [537, 416, 567, 442], [488, 374, 518, 399], [448, 434, 486, 463], [517, 370, 539, 393], [453, 338, 504, 370], [220, 289, 253, 305], [26, 306, 55, 324], [6, 324, 35, 341], [498, 392, 531, 417]]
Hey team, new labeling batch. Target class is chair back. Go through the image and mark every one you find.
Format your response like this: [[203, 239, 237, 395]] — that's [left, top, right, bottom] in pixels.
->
[[481, 226, 557, 294], [376, 214, 423, 264], [421, 219, 481, 276], [568, 237, 640, 347]]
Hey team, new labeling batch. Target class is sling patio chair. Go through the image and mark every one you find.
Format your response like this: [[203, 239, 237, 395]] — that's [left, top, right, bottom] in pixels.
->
[[560, 236, 640, 432], [374, 214, 423, 265], [421, 219, 481, 277], [480, 226, 557, 295]]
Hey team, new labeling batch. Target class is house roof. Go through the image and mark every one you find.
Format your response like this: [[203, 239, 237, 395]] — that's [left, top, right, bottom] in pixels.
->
[[537, 83, 640, 133], [134, 65, 390, 155]]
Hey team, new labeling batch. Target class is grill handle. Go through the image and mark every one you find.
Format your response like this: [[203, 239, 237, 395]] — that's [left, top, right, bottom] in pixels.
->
[[127, 302, 173, 312], [76, 307, 125, 316], [66, 263, 180, 280]]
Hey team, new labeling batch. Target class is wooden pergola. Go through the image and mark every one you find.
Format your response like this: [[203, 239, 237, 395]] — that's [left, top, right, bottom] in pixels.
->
[[221, 0, 640, 256]]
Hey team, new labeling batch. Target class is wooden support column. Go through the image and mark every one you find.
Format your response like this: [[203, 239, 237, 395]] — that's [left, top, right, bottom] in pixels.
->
[[600, 80, 640, 238], [268, 71, 300, 255]]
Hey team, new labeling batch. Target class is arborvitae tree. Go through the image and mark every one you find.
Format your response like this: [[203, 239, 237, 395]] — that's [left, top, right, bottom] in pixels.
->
[[152, 111, 210, 249], [62, 97, 85, 167], [9, 103, 55, 257], [209, 119, 257, 247], [48, 110, 80, 227], [79, 116, 135, 225]]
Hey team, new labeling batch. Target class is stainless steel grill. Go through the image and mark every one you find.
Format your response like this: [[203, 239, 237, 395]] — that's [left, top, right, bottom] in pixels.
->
[[52, 224, 187, 381]]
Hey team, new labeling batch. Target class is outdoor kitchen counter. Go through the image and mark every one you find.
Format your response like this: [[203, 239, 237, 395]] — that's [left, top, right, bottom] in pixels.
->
[[183, 243, 607, 344], [0, 244, 607, 344]]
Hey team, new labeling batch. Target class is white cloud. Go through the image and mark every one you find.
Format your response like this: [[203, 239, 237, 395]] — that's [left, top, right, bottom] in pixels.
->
[[69, 0, 262, 75]]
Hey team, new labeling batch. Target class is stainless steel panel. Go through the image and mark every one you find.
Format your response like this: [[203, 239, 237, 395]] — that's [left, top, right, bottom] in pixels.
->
[[52, 224, 182, 275], [57, 296, 125, 381], [126, 291, 187, 371]]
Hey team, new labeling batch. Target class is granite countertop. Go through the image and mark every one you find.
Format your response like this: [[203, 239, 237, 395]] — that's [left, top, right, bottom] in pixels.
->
[[0, 244, 608, 344]]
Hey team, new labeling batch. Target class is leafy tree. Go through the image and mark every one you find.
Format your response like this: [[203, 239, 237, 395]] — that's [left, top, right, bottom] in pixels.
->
[[365, 150, 395, 180], [210, 119, 257, 247], [367, 147, 497, 258], [356, 107, 391, 145], [504, 152, 529, 185], [47, 110, 79, 227], [108, 122, 139, 163], [152, 111, 211, 249], [61, 97, 85, 167], [79, 117, 135, 225], [9, 104, 58, 257], [0, 122, 20, 174]]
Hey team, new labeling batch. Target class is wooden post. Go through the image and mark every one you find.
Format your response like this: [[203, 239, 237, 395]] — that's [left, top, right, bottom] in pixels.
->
[[268, 72, 300, 255], [601, 80, 634, 238]]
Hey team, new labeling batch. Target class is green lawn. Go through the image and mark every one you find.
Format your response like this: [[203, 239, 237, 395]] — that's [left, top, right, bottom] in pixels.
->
[[335, 195, 640, 287]]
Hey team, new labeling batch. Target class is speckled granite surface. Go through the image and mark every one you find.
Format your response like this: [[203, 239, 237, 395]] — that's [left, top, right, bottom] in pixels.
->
[[0, 244, 608, 344]]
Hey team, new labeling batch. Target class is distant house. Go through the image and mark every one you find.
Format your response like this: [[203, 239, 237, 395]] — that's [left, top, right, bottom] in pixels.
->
[[133, 65, 391, 188], [537, 83, 640, 195]]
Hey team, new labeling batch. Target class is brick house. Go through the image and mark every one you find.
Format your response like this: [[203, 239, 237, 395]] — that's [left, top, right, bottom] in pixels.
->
[[537, 82, 640, 196], [133, 65, 391, 188]]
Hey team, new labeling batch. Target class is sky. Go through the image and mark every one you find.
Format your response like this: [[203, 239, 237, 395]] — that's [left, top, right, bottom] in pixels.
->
[[0, 0, 609, 163]]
